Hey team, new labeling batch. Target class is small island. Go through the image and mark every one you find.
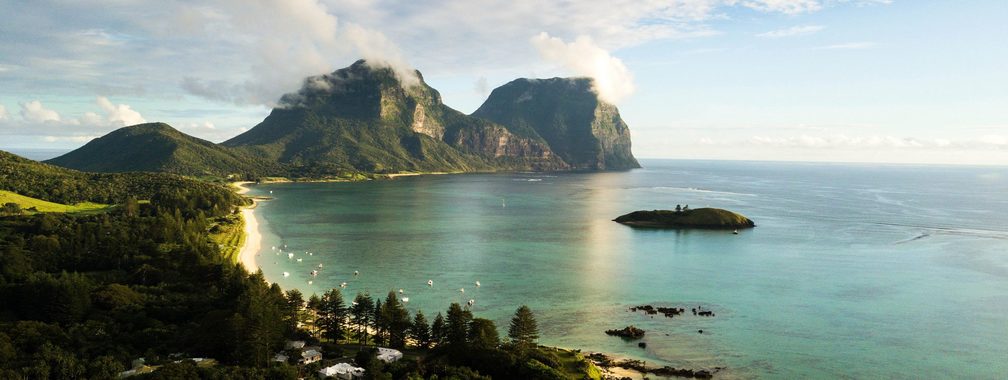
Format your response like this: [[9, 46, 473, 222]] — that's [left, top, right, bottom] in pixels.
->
[[614, 207, 755, 230]]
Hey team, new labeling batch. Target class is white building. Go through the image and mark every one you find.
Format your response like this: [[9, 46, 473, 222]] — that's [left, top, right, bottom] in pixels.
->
[[272, 353, 288, 363], [376, 347, 403, 363], [319, 362, 365, 379], [300, 348, 322, 365]]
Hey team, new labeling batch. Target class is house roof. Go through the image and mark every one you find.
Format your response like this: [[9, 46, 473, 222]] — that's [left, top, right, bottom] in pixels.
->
[[320, 362, 365, 377]]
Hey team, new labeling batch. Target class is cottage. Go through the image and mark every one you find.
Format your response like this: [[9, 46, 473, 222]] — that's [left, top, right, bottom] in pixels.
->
[[300, 348, 322, 365], [319, 362, 365, 379], [376, 347, 403, 363], [285, 340, 306, 350], [272, 353, 289, 363]]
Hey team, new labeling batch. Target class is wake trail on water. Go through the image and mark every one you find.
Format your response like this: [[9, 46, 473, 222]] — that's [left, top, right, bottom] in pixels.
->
[[894, 232, 931, 244], [877, 222, 1008, 242], [638, 186, 758, 197]]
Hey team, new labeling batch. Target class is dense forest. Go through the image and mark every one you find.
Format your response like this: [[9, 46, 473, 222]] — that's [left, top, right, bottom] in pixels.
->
[[1, 150, 246, 207], [0, 150, 601, 379], [0, 155, 295, 377]]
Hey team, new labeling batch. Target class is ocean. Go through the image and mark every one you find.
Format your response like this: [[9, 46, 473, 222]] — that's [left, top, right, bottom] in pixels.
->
[[246, 159, 1008, 378]]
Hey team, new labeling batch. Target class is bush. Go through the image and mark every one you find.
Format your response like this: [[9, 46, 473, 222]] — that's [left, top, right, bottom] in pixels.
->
[[522, 359, 567, 380], [527, 348, 562, 369]]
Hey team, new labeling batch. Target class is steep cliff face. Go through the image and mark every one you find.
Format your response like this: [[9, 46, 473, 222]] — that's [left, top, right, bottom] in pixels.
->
[[442, 114, 567, 171], [472, 78, 640, 170], [224, 60, 565, 173]]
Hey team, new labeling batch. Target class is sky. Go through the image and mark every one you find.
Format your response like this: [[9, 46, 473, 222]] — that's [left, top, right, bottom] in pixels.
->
[[0, 0, 1005, 165]]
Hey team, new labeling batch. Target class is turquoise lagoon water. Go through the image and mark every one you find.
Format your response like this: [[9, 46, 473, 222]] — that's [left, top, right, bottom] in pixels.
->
[[247, 160, 1008, 378]]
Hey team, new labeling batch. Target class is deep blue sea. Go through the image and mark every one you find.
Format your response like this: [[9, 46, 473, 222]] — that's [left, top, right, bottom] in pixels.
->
[[246, 159, 1008, 378]]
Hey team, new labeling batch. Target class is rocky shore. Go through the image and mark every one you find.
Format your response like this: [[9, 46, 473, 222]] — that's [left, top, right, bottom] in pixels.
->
[[587, 352, 721, 379], [630, 304, 716, 318]]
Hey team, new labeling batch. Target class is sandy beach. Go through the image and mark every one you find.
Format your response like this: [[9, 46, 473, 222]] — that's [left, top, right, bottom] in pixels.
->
[[233, 182, 261, 273], [384, 171, 457, 178]]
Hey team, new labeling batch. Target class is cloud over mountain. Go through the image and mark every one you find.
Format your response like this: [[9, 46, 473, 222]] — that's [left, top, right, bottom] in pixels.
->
[[531, 33, 635, 104]]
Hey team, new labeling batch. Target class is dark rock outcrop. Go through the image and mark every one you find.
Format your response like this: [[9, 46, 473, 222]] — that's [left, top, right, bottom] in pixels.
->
[[631, 305, 687, 318], [605, 325, 645, 339]]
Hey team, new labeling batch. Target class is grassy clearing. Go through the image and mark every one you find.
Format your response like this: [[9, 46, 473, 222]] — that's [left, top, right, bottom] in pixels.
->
[[208, 213, 245, 263], [551, 347, 603, 380], [0, 190, 110, 214]]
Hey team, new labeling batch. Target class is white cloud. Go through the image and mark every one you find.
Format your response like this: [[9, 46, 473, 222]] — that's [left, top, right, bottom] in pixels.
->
[[43, 135, 100, 143], [531, 32, 635, 104], [0, 105, 8, 120], [0, 0, 881, 109], [342, 24, 420, 88], [97, 96, 146, 126], [743, 0, 823, 15], [757, 25, 825, 38], [0, 0, 901, 150], [815, 41, 876, 50], [19, 100, 61, 123], [173, 0, 418, 105], [80, 112, 104, 126], [2, 98, 146, 144]]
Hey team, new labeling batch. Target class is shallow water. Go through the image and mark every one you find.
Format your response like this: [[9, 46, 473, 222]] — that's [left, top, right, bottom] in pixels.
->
[[248, 160, 1008, 378]]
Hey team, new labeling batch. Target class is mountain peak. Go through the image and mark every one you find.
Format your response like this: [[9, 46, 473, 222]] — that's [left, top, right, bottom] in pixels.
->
[[47, 122, 273, 176], [472, 76, 639, 170], [275, 59, 432, 113], [119, 122, 179, 135]]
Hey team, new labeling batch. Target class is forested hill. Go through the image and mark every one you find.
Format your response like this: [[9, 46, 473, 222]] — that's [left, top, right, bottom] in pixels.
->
[[0, 150, 608, 379], [0, 150, 291, 377], [45, 123, 279, 178], [1, 150, 242, 208]]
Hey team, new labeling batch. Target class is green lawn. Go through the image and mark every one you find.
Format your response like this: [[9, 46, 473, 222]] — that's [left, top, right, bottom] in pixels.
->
[[551, 348, 603, 380], [208, 214, 245, 263], [0, 190, 110, 214]]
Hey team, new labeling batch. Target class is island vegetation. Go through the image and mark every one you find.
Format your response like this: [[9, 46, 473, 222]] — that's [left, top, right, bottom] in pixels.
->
[[614, 206, 755, 230], [0, 150, 617, 379]]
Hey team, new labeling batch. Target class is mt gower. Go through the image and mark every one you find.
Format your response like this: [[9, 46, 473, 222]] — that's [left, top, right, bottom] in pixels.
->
[[48, 60, 639, 177]]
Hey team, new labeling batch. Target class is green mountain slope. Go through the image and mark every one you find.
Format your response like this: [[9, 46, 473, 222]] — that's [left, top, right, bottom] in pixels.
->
[[46, 123, 276, 177], [224, 60, 567, 173], [46, 61, 640, 177], [1, 150, 241, 207], [472, 78, 640, 170]]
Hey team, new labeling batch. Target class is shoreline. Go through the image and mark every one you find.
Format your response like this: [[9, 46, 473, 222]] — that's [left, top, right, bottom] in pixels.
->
[[225, 180, 721, 379], [233, 182, 261, 273], [552, 346, 719, 380], [382, 171, 460, 178]]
